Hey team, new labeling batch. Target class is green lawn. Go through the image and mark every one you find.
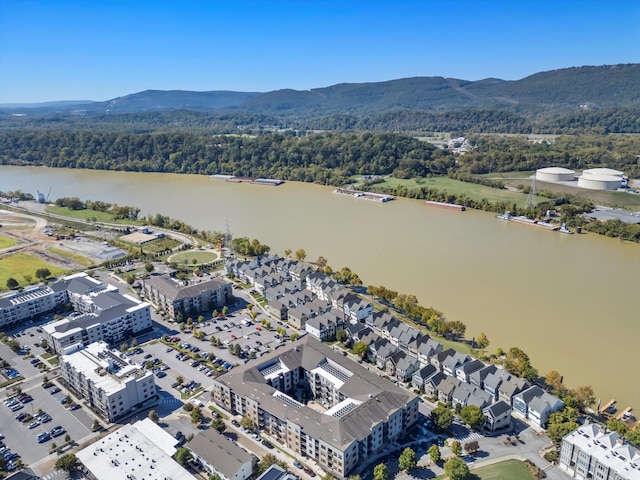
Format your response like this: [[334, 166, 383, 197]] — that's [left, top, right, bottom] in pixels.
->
[[435, 459, 535, 479], [0, 252, 69, 291], [46, 205, 145, 225], [170, 250, 219, 265], [139, 236, 181, 254], [481, 171, 640, 210], [372, 177, 538, 208], [0, 234, 17, 249]]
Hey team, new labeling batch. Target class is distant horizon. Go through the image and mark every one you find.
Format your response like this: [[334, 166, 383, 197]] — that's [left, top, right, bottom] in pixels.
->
[[1, 1, 638, 103], [1, 62, 636, 105]]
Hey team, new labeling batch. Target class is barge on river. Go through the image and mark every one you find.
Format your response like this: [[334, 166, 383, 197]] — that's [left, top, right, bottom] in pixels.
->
[[497, 211, 574, 233], [333, 188, 394, 202], [424, 200, 466, 211]]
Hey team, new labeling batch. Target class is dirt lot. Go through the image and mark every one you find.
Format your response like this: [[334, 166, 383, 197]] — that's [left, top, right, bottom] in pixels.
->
[[0, 210, 110, 273]]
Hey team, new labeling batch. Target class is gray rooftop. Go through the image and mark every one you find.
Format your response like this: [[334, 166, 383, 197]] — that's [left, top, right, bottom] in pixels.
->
[[144, 275, 229, 301], [214, 336, 416, 451], [188, 429, 254, 479]]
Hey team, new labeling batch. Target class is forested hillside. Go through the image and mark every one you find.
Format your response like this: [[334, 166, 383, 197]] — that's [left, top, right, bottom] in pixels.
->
[[2, 64, 640, 135], [0, 131, 455, 184]]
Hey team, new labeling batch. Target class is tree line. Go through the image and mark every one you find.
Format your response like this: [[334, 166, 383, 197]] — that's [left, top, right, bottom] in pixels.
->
[[0, 130, 454, 184]]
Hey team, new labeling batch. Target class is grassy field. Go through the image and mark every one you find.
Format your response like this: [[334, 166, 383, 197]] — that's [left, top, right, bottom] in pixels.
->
[[48, 247, 96, 267], [482, 171, 640, 210], [0, 234, 17, 249], [435, 459, 534, 479], [372, 177, 537, 208], [0, 252, 69, 291], [46, 205, 146, 225], [140, 236, 181, 254], [170, 250, 219, 265]]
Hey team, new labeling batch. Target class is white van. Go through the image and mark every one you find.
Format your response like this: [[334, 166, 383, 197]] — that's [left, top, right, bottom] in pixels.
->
[[191, 398, 205, 408]]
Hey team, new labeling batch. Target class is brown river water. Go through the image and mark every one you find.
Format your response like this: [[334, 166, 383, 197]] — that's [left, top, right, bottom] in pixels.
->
[[1, 166, 638, 410]]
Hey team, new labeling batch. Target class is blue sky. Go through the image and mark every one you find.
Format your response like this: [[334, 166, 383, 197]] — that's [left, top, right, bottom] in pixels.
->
[[0, 0, 638, 103]]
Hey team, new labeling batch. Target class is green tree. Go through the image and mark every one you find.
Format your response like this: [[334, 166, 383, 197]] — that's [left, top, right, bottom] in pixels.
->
[[256, 453, 286, 475], [222, 306, 228, 316], [240, 415, 254, 430], [373, 463, 389, 480], [145, 262, 154, 273], [574, 385, 596, 411], [475, 332, 489, 349], [176, 375, 184, 385], [284, 249, 292, 258], [428, 444, 441, 464], [336, 329, 348, 343], [545, 370, 564, 390], [148, 410, 159, 423], [6, 338, 21, 352], [451, 440, 462, 456], [211, 417, 226, 432], [459, 405, 484, 429], [444, 457, 470, 480], [315, 256, 328, 272], [6, 277, 19, 289], [126, 274, 135, 285], [431, 405, 454, 430], [190, 407, 203, 426], [353, 341, 369, 358], [174, 447, 192, 466], [55, 453, 77, 473], [295, 248, 307, 261], [398, 447, 417, 471], [547, 420, 579, 445], [35, 268, 51, 281], [348, 475, 362, 480], [23, 274, 33, 284], [92, 419, 102, 431], [120, 342, 128, 353]]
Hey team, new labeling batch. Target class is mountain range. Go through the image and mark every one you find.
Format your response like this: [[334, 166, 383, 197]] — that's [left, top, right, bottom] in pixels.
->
[[2, 64, 639, 118]]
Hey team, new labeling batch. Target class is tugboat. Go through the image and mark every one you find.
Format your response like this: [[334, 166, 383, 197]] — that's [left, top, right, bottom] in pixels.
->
[[558, 223, 574, 234]]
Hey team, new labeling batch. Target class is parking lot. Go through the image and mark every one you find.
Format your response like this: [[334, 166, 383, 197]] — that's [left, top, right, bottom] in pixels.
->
[[0, 379, 94, 465]]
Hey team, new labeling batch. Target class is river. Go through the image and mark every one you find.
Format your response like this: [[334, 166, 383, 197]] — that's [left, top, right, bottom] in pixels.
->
[[1, 166, 639, 410]]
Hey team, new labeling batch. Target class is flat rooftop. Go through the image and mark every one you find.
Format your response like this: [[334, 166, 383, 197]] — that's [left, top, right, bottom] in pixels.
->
[[76, 418, 196, 480]]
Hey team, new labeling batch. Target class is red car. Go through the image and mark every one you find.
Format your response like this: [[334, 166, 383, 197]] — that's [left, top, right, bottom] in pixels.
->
[[231, 334, 237, 340]]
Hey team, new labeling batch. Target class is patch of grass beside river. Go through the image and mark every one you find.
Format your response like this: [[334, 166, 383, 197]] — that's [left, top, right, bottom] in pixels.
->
[[46, 205, 145, 225], [371, 177, 536, 208]]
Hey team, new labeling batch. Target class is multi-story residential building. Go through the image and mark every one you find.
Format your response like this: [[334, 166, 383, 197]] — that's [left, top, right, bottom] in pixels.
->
[[559, 423, 640, 480], [141, 274, 232, 320], [0, 285, 63, 329], [44, 289, 152, 355], [211, 336, 419, 479], [0, 270, 105, 329], [59, 341, 157, 422]]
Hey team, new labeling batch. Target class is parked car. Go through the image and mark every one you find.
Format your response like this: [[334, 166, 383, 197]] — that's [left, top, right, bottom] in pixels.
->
[[37, 432, 51, 443], [50, 387, 61, 394]]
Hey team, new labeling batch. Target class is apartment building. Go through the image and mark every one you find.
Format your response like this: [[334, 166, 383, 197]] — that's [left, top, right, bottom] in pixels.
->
[[59, 341, 157, 422], [141, 274, 232, 320], [212, 336, 419, 479]]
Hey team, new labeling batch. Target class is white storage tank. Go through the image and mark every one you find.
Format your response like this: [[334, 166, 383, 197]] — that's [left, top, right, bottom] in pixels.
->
[[578, 168, 625, 190], [536, 167, 576, 183]]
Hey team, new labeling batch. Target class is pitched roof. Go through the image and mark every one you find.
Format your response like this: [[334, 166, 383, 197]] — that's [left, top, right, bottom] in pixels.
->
[[188, 429, 254, 479]]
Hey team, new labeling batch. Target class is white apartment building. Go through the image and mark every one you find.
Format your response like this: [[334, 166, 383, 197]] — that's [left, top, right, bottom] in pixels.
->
[[560, 423, 640, 480], [60, 341, 157, 422]]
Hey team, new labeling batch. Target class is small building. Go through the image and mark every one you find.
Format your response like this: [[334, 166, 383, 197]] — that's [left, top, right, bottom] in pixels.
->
[[188, 429, 256, 480], [256, 465, 298, 480], [483, 401, 512, 432]]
